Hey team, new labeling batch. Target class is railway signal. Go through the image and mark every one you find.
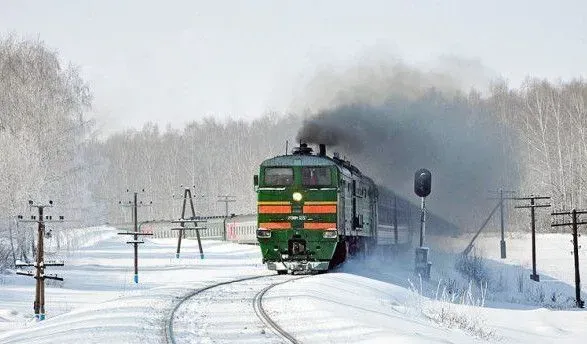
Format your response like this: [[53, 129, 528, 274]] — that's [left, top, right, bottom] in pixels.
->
[[118, 190, 153, 283], [414, 168, 432, 279], [15, 200, 65, 321]]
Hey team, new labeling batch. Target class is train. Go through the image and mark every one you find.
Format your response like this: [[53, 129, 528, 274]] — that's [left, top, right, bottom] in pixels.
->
[[253, 143, 458, 274]]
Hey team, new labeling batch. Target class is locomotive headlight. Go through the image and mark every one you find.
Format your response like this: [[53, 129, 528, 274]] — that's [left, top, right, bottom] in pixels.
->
[[292, 192, 303, 202]]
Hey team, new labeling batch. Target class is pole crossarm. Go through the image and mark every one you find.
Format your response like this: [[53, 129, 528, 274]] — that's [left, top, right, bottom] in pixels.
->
[[171, 219, 208, 224], [171, 227, 206, 231], [117, 232, 154, 236], [552, 210, 587, 216], [513, 196, 551, 200], [515, 204, 552, 209]]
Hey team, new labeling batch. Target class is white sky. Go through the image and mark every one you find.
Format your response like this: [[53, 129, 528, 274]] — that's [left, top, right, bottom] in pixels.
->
[[1, 0, 586, 135]]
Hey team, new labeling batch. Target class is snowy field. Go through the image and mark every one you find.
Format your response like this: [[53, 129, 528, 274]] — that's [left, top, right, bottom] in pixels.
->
[[0, 225, 585, 343]]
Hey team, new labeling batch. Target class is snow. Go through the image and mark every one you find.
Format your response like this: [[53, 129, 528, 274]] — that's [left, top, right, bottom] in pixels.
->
[[0, 226, 586, 343]]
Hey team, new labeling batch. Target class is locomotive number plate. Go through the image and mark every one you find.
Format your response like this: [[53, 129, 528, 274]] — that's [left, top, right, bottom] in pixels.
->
[[287, 215, 307, 221]]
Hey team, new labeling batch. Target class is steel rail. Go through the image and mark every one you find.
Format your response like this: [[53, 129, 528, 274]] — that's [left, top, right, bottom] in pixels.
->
[[165, 274, 270, 344], [253, 276, 308, 344]]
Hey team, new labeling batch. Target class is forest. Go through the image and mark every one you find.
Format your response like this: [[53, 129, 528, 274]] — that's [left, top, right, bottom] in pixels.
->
[[2, 36, 587, 269]]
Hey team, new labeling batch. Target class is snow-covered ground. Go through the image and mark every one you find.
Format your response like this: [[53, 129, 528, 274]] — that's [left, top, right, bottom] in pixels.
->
[[0, 226, 585, 343]]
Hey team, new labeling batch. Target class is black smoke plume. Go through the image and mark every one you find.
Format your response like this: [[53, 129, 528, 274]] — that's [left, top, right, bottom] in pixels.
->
[[296, 68, 518, 231]]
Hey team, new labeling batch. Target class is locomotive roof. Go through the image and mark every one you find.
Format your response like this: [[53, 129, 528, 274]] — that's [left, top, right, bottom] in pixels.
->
[[260, 153, 366, 177], [260, 154, 335, 167]]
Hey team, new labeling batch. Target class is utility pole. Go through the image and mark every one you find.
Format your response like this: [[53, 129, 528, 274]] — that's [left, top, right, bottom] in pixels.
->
[[514, 195, 551, 282], [218, 195, 236, 241], [551, 208, 586, 308], [488, 189, 516, 258], [117, 189, 153, 284], [217, 195, 236, 218], [172, 187, 206, 259], [15, 200, 64, 321]]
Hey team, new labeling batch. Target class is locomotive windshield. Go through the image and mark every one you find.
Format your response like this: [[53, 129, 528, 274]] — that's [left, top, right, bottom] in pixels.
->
[[302, 167, 332, 186], [264, 167, 293, 186]]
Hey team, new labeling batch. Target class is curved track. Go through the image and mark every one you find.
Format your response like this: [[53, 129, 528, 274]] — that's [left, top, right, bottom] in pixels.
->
[[253, 277, 305, 344], [166, 274, 308, 344], [165, 275, 268, 344]]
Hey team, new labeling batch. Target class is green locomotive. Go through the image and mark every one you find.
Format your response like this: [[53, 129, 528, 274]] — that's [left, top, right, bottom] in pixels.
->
[[254, 143, 454, 274]]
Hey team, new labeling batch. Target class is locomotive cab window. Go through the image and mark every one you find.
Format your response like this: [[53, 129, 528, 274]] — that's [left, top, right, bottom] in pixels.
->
[[302, 167, 332, 186], [264, 167, 293, 186]]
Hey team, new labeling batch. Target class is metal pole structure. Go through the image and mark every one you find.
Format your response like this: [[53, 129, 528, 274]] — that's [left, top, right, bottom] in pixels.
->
[[500, 189, 506, 258], [173, 187, 207, 259], [552, 208, 586, 308], [514, 195, 550, 282], [419, 197, 426, 247], [187, 189, 204, 259], [133, 192, 139, 283], [571, 209, 583, 308], [35, 206, 43, 320], [530, 198, 538, 281], [176, 188, 188, 258]]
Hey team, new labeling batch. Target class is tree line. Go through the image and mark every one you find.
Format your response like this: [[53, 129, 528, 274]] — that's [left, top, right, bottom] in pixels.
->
[[1, 36, 586, 268]]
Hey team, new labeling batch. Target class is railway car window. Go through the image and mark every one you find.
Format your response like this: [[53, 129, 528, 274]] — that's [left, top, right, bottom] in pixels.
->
[[302, 167, 332, 186], [264, 167, 293, 186]]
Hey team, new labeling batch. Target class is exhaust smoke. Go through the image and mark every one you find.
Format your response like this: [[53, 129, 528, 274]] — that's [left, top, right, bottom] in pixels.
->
[[295, 57, 518, 230]]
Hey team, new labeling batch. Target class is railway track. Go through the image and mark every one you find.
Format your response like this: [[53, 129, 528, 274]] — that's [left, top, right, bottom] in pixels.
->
[[253, 277, 305, 344], [166, 274, 308, 344]]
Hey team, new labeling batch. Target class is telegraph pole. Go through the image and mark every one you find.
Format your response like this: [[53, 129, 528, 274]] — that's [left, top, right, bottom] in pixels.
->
[[172, 187, 206, 259], [488, 189, 516, 258], [217, 195, 236, 218], [551, 208, 586, 308], [117, 189, 153, 283], [514, 195, 551, 282], [15, 200, 64, 321]]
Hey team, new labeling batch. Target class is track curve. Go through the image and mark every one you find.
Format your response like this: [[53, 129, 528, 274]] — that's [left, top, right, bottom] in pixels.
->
[[165, 275, 269, 344], [253, 277, 306, 344], [166, 274, 309, 344]]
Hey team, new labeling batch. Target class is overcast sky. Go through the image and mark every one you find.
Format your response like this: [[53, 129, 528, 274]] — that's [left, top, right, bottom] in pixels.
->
[[1, 0, 586, 135]]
